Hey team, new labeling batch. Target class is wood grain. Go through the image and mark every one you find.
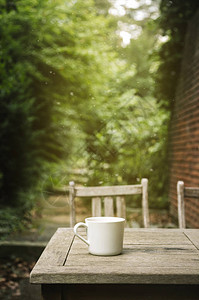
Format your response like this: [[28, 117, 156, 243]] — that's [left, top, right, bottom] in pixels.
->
[[30, 228, 74, 283], [92, 197, 101, 217], [75, 185, 142, 197], [184, 229, 199, 249], [116, 196, 126, 219], [104, 197, 114, 217], [30, 228, 199, 285], [30, 264, 199, 284]]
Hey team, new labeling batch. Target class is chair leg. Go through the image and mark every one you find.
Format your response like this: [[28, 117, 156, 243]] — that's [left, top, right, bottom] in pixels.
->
[[141, 178, 149, 228], [177, 181, 186, 228], [69, 181, 76, 227]]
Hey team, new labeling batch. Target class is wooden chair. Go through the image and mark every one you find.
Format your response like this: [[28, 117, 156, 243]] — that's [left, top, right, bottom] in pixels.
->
[[69, 178, 149, 228], [177, 181, 199, 228]]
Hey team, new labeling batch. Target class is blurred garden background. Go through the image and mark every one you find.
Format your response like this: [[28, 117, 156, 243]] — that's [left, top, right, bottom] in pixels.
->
[[1, 0, 199, 298]]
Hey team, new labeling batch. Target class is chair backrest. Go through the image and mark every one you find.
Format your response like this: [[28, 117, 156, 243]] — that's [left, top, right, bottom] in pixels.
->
[[69, 178, 149, 228], [177, 181, 199, 228]]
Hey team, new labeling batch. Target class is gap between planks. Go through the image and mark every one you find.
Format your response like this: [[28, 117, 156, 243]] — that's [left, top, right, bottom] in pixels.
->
[[62, 234, 75, 266], [183, 231, 199, 250]]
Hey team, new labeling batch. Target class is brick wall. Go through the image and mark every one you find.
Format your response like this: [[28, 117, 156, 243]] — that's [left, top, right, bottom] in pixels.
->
[[169, 9, 199, 228]]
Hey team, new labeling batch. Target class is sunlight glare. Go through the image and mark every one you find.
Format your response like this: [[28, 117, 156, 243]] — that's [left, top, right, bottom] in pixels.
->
[[120, 31, 131, 47]]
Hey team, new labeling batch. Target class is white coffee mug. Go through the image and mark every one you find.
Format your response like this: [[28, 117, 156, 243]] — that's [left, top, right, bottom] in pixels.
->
[[74, 217, 125, 256]]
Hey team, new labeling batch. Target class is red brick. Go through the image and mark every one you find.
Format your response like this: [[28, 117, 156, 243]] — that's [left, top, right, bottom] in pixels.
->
[[167, 10, 199, 228]]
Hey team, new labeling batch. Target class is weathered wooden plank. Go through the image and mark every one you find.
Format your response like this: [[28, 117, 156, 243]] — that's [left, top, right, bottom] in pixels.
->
[[30, 265, 199, 284], [68, 241, 197, 255], [124, 228, 184, 232], [184, 187, 199, 198], [184, 229, 199, 250], [104, 197, 114, 217], [177, 181, 186, 228], [66, 254, 199, 268], [123, 231, 191, 245], [116, 196, 126, 219], [75, 185, 142, 197], [71, 231, 192, 245], [67, 243, 199, 264], [92, 197, 102, 217], [30, 228, 74, 283], [66, 235, 198, 266], [34, 229, 73, 267], [30, 229, 199, 285], [69, 234, 193, 246]]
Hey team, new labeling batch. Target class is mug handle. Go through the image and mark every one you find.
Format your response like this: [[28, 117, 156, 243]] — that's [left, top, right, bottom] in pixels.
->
[[74, 222, 89, 245]]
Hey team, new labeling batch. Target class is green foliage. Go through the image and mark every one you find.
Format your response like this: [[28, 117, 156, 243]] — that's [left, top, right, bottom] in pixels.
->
[[0, 0, 176, 230], [156, 0, 199, 109], [0, 206, 33, 239], [0, 0, 62, 212], [0, 0, 119, 222], [65, 2, 170, 208]]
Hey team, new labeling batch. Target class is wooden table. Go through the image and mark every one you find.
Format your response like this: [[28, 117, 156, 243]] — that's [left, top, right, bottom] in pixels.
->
[[30, 228, 199, 300]]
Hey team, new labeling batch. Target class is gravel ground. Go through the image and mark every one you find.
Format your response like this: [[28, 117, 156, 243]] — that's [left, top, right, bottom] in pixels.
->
[[0, 256, 40, 300]]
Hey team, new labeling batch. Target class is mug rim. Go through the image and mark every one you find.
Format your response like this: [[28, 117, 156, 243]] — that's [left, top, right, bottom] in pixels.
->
[[85, 216, 125, 223]]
